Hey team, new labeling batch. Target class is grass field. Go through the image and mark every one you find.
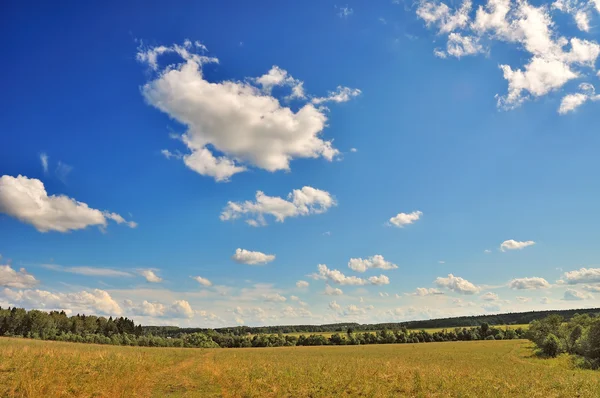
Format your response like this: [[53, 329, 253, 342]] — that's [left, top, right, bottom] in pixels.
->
[[264, 324, 529, 338], [1, 336, 598, 397]]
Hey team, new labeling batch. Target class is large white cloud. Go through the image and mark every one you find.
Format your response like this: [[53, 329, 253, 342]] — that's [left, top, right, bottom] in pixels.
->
[[0, 175, 136, 233], [221, 186, 336, 226], [2, 287, 122, 316], [416, 0, 600, 111], [388, 211, 422, 228], [232, 248, 276, 265], [562, 267, 600, 284], [500, 239, 535, 251], [138, 41, 359, 182], [348, 255, 398, 272], [508, 277, 551, 289], [435, 274, 480, 294], [0, 265, 38, 288]]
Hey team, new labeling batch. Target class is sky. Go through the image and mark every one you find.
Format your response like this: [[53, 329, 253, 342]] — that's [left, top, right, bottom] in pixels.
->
[[1, 0, 600, 327]]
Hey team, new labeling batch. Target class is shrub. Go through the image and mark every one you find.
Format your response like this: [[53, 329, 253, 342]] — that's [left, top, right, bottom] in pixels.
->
[[542, 334, 560, 357]]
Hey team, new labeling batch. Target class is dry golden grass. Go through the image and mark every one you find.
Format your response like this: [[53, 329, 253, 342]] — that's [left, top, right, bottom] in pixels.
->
[[1, 337, 598, 397]]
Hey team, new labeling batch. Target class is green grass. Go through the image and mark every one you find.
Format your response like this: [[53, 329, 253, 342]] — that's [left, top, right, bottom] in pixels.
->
[[1, 335, 597, 397]]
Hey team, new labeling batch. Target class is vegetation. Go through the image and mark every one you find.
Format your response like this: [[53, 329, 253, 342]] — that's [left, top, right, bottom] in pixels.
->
[[1, 306, 528, 349], [2, 338, 600, 397], [527, 313, 600, 369], [144, 307, 600, 337]]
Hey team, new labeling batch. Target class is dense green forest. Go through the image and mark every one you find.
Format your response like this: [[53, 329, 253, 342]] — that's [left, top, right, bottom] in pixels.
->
[[3, 306, 600, 351], [527, 313, 600, 369], [143, 307, 600, 337]]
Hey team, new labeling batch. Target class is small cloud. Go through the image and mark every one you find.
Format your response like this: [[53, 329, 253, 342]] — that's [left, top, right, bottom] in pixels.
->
[[350, 148, 358, 153], [192, 276, 212, 287], [337, 5, 354, 18], [324, 284, 343, 296], [484, 249, 492, 254], [388, 210, 422, 228], [296, 280, 309, 288], [508, 277, 550, 290], [438, 260, 445, 264], [563, 289, 593, 301], [232, 248, 275, 265], [378, 17, 387, 24], [500, 240, 535, 252], [323, 231, 331, 236], [140, 269, 162, 283], [55, 161, 73, 184], [540, 297, 550, 304], [40, 153, 49, 173]]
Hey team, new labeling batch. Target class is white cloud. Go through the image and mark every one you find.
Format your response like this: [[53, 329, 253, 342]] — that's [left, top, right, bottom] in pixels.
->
[[368, 275, 391, 285], [140, 269, 162, 283], [417, 0, 600, 109], [231, 248, 276, 265], [262, 293, 287, 302], [540, 297, 550, 304], [558, 83, 600, 114], [55, 161, 73, 184], [282, 306, 313, 318], [2, 287, 122, 316], [221, 187, 336, 226], [480, 292, 499, 301], [124, 299, 166, 317], [562, 267, 600, 284], [408, 287, 443, 296], [329, 300, 342, 311], [484, 249, 492, 253], [192, 276, 212, 287], [296, 280, 309, 288], [169, 300, 195, 318], [348, 255, 398, 272], [435, 274, 479, 294], [388, 210, 422, 227], [337, 6, 354, 18], [516, 296, 531, 302], [563, 288, 592, 301], [0, 175, 136, 233], [324, 284, 343, 296], [581, 284, 600, 292], [500, 239, 535, 251], [42, 264, 133, 277], [312, 86, 362, 104], [40, 153, 49, 173], [508, 277, 551, 289], [350, 148, 358, 153], [138, 41, 358, 182], [311, 264, 367, 285], [0, 265, 38, 288]]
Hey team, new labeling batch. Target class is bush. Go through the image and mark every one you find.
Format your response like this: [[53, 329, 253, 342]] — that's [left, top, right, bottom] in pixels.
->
[[542, 334, 561, 357], [485, 335, 495, 340]]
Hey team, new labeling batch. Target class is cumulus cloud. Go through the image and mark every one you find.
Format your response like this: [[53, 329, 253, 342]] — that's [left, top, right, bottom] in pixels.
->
[[500, 239, 535, 251], [435, 274, 480, 294], [310, 264, 389, 286], [324, 284, 343, 296], [348, 255, 398, 273], [417, 0, 600, 110], [562, 267, 600, 284], [232, 248, 276, 265], [407, 287, 444, 296], [558, 83, 600, 114], [581, 284, 600, 292], [2, 288, 122, 316], [0, 265, 38, 288], [169, 300, 195, 318], [328, 300, 342, 311], [262, 293, 287, 302], [388, 211, 422, 227], [516, 296, 532, 303], [0, 175, 136, 233], [192, 276, 212, 287], [140, 269, 162, 283], [312, 86, 362, 104], [296, 280, 309, 288], [563, 288, 592, 300], [137, 41, 359, 182], [508, 277, 551, 289], [221, 187, 336, 226], [480, 292, 499, 301], [42, 264, 133, 277]]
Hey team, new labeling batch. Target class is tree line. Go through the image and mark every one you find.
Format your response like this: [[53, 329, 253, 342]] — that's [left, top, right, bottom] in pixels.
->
[[143, 307, 600, 337], [2, 306, 529, 349], [527, 313, 600, 369]]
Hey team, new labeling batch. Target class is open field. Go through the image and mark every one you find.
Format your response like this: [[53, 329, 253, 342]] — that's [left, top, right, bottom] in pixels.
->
[[259, 323, 529, 338], [2, 336, 599, 397]]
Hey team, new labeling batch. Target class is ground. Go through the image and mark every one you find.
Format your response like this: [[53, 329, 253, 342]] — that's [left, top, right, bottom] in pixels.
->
[[1, 337, 598, 397]]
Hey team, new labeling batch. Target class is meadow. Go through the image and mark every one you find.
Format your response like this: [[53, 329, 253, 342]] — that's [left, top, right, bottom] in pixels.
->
[[1, 336, 599, 397]]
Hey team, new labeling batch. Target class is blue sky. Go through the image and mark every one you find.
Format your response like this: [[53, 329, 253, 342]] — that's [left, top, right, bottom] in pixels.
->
[[1, 0, 600, 326]]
